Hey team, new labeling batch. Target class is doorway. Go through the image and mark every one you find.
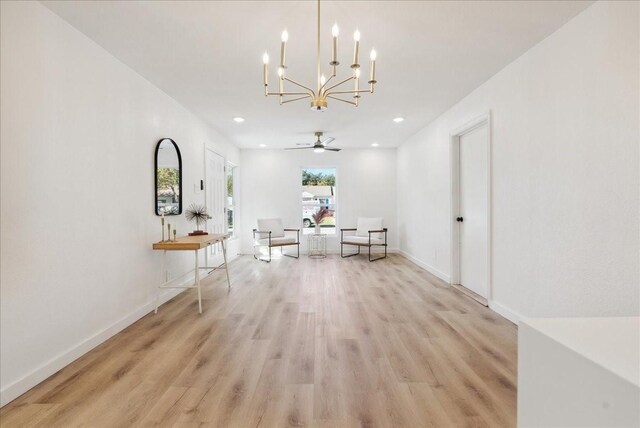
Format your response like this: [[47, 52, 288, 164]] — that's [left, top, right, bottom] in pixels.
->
[[450, 113, 491, 304], [205, 148, 225, 259]]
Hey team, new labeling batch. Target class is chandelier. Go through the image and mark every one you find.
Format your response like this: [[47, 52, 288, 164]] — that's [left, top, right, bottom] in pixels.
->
[[262, 0, 377, 111]]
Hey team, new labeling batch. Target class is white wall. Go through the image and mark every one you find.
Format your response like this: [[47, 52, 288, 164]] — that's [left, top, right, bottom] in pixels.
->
[[239, 149, 397, 254], [397, 1, 639, 321], [0, 1, 240, 405]]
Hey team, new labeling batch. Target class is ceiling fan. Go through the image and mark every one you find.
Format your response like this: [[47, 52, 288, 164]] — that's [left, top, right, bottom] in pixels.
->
[[285, 131, 340, 153]]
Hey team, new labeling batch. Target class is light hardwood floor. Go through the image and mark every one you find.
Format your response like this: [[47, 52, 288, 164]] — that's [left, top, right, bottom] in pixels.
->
[[0, 254, 517, 427]]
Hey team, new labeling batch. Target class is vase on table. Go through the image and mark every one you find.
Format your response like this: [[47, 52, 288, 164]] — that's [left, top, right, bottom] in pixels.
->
[[314, 225, 321, 235]]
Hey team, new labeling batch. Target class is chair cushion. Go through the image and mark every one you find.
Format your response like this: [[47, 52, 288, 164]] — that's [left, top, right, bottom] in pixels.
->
[[356, 217, 383, 239], [256, 236, 297, 246], [257, 218, 285, 238], [342, 235, 384, 245]]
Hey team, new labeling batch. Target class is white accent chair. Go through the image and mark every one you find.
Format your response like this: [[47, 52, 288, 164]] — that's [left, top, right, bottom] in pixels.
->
[[253, 218, 300, 262], [340, 217, 388, 261]]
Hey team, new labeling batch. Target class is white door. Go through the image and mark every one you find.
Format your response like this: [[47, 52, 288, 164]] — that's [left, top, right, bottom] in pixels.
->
[[458, 124, 489, 298], [205, 148, 225, 257]]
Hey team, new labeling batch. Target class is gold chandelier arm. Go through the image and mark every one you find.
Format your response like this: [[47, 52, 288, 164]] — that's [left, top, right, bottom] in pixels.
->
[[327, 95, 357, 106], [325, 88, 373, 96], [281, 94, 312, 104], [267, 91, 314, 97], [323, 75, 355, 93], [318, 74, 335, 96], [284, 77, 316, 97]]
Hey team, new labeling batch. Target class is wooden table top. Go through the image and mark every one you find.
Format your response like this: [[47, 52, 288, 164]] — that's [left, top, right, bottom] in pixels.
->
[[152, 233, 230, 251]]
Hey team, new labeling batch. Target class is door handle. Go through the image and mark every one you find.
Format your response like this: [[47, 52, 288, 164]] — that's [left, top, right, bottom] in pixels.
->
[[456, 217, 464, 222]]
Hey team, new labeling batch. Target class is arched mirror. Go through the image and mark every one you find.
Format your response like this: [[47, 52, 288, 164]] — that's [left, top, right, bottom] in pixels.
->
[[155, 138, 182, 215]]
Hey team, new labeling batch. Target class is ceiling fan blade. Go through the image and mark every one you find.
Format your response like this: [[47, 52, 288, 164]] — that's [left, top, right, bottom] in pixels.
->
[[321, 137, 335, 146], [284, 147, 313, 150], [324, 147, 341, 151]]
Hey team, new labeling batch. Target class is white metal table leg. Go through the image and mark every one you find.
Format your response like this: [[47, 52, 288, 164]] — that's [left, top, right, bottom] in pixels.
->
[[221, 239, 231, 290], [155, 250, 166, 314], [195, 249, 202, 314], [205, 242, 209, 272]]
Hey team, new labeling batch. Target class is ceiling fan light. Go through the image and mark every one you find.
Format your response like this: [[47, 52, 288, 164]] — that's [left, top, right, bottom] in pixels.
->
[[314, 147, 325, 153]]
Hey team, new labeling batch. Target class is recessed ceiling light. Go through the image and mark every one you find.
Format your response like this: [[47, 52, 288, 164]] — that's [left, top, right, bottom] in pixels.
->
[[371, 143, 379, 147], [259, 143, 267, 148], [233, 117, 245, 123], [393, 117, 404, 123]]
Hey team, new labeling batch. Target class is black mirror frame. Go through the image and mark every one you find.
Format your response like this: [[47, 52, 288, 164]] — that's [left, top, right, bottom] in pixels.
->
[[154, 138, 183, 216]]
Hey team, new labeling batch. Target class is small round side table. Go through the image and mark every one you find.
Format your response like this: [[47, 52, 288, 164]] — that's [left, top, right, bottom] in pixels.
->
[[308, 234, 327, 258]]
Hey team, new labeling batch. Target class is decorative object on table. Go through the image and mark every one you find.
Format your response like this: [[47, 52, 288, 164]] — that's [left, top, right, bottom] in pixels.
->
[[312, 206, 330, 234], [261, 0, 378, 111], [173, 229, 177, 241], [161, 213, 166, 242], [186, 203, 209, 236], [155, 138, 182, 216], [167, 223, 172, 241]]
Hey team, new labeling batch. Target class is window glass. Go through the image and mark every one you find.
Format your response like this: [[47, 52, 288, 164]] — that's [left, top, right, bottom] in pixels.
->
[[226, 163, 236, 236], [302, 168, 336, 235]]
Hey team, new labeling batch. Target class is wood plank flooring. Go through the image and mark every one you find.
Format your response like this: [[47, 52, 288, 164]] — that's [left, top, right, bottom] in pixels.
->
[[0, 254, 517, 427]]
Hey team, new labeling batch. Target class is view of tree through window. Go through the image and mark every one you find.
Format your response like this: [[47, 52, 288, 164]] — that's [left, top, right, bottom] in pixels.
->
[[302, 167, 336, 235], [157, 168, 180, 214]]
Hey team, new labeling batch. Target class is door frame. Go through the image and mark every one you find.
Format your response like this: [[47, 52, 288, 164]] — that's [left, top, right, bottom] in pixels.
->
[[204, 145, 226, 257], [449, 112, 492, 302]]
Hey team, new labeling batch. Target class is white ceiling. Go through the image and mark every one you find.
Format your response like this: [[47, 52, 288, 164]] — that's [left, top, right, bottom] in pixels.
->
[[43, 1, 592, 149]]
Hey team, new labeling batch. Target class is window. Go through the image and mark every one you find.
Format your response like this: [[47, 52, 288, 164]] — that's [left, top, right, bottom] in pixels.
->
[[302, 167, 336, 235], [226, 162, 236, 237]]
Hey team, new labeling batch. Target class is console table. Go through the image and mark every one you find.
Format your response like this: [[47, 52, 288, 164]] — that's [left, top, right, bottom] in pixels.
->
[[152, 233, 231, 314]]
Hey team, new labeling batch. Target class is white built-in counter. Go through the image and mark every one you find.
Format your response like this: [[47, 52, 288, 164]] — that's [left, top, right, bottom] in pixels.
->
[[518, 317, 639, 427]]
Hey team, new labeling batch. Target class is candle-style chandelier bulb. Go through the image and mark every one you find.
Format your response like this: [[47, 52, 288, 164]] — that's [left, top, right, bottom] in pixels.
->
[[263, 52, 269, 64], [353, 29, 361, 42], [370, 49, 377, 61], [332, 23, 339, 37], [281, 29, 289, 42]]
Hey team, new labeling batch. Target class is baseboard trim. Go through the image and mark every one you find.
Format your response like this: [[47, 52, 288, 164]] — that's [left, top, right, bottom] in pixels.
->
[[398, 251, 450, 282], [488, 300, 522, 325], [241, 248, 400, 256], [398, 250, 522, 326], [0, 271, 199, 407]]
